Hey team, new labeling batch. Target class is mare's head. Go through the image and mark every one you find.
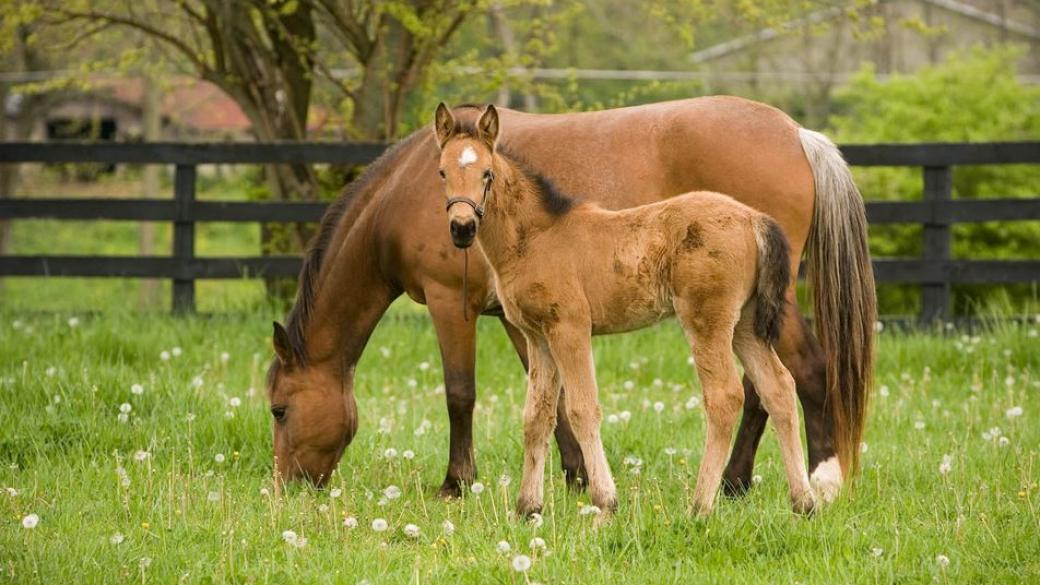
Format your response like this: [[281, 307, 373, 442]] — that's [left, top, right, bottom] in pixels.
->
[[266, 321, 357, 487], [433, 103, 500, 249]]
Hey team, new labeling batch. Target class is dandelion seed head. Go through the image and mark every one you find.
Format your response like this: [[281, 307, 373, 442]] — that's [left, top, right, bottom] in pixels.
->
[[936, 554, 950, 568], [228, 397, 241, 408], [131, 383, 144, 395], [343, 516, 358, 528], [619, 410, 632, 422], [160, 351, 171, 361], [214, 453, 225, 464], [512, 554, 532, 572], [442, 520, 455, 535], [372, 518, 388, 532], [110, 532, 125, 545], [606, 414, 619, 424], [21, 513, 39, 529], [470, 482, 485, 495], [207, 491, 220, 502], [403, 523, 420, 538], [496, 540, 511, 554], [528, 513, 544, 528], [402, 450, 415, 460], [171, 347, 182, 357], [530, 537, 546, 550], [134, 450, 150, 462], [383, 485, 401, 500], [653, 401, 665, 413], [330, 488, 343, 498], [1006, 406, 1023, 419], [120, 403, 132, 414], [383, 448, 398, 459]]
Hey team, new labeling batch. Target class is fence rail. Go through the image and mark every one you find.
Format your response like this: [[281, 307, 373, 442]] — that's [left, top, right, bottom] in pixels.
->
[[1, 141, 1038, 319]]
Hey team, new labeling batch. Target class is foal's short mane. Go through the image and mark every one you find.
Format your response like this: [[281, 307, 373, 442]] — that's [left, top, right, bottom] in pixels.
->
[[499, 148, 577, 216], [283, 132, 421, 363]]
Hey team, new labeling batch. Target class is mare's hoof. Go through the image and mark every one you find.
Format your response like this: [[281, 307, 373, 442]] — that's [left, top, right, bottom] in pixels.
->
[[722, 475, 752, 498], [809, 457, 843, 505], [564, 470, 588, 493], [438, 481, 464, 500]]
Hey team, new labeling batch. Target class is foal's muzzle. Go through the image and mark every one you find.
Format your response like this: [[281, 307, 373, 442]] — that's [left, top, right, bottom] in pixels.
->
[[449, 218, 477, 249]]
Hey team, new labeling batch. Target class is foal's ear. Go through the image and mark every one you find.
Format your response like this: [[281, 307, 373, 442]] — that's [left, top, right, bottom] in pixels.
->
[[477, 104, 500, 149], [272, 321, 294, 367], [434, 102, 456, 147]]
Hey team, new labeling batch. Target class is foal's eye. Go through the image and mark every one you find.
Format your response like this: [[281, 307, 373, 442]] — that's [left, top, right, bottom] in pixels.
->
[[482, 169, 493, 181], [438, 169, 446, 180], [271, 406, 287, 422]]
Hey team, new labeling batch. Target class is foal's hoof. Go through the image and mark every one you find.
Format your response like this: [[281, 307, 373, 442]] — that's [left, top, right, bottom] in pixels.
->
[[791, 491, 817, 517], [516, 497, 542, 519]]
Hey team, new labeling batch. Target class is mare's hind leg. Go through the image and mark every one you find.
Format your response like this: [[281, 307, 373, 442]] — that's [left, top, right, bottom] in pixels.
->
[[428, 291, 480, 498], [675, 299, 744, 516], [499, 316, 588, 489], [733, 316, 815, 514], [516, 336, 562, 516], [723, 297, 840, 502]]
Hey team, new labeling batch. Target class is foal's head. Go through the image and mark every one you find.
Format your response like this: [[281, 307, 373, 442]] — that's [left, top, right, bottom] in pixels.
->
[[266, 322, 357, 488], [433, 103, 500, 249]]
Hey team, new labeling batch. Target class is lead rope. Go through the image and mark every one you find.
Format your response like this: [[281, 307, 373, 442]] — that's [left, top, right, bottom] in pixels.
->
[[462, 247, 470, 322]]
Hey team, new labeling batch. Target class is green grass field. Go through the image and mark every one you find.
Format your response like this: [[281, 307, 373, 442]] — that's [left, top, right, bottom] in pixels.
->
[[1, 301, 1037, 584]]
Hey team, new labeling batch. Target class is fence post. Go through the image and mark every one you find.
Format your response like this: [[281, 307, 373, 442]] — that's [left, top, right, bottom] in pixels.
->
[[173, 164, 196, 314], [921, 166, 953, 323]]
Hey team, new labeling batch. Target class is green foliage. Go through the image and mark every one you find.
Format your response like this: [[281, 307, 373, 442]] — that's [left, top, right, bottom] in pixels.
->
[[828, 46, 1040, 315]]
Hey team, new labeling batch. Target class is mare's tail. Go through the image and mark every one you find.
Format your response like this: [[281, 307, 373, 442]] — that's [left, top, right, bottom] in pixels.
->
[[752, 216, 791, 346], [798, 127, 877, 478]]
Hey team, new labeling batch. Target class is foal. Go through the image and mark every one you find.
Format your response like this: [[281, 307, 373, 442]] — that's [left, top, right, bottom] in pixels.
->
[[433, 103, 816, 517]]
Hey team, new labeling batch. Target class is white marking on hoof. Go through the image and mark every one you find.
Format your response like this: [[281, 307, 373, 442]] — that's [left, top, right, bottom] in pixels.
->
[[810, 456, 843, 504], [458, 146, 477, 167]]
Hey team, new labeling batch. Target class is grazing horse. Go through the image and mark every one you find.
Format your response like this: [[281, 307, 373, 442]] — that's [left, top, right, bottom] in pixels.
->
[[433, 103, 816, 516], [265, 97, 874, 502]]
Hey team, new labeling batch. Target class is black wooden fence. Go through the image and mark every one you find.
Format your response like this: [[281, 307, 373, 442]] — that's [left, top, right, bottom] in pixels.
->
[[1, 141, 1038, 320]]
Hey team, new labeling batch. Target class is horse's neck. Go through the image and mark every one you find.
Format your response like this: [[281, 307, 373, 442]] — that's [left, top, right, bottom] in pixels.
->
[[301, 214, 395, 369], [478, 157, 556, 268]]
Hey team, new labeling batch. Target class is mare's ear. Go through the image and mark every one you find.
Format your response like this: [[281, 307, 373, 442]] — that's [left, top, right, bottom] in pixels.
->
[[433, 103, 456, 147], [477, 104, 500, 149], [272, 321, 294, 367]]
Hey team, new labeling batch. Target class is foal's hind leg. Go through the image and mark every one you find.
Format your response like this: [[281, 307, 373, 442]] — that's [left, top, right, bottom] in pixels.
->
[[733, 318, 815, 514], [499, 317, 588, 489], [675, 301, 744, 516], [723, 302, 839, 502]]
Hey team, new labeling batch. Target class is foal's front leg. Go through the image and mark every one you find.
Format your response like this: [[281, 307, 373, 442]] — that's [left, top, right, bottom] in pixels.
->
[[546, 325, 618, 514], [516, 336, 561, 516]]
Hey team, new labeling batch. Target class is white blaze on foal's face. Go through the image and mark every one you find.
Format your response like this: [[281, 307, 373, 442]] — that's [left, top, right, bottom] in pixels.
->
[[458, 146, 478, 168]]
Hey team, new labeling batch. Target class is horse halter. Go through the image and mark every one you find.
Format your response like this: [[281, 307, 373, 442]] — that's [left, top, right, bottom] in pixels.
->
[[444, 171, 493, 219]]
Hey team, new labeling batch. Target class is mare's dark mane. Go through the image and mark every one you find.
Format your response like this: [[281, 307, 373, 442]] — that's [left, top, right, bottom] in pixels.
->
[[282, 131, 420, 363]]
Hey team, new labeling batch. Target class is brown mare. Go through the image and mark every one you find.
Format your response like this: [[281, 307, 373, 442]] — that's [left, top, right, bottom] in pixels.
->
[[434, 103, 816, 517], [266, 97, 875, 502]]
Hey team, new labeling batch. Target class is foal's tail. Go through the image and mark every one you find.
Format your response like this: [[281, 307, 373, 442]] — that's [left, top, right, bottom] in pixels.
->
[[798, 127, 877, 479], [752, 216, 791, 346]]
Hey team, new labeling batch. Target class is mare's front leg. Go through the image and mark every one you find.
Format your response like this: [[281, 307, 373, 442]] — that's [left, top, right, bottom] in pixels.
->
[[499, 316, 588, 489], [515, 336, 562, 516], [723, 297, 840, 502], [428, 288, 480, 498], [545, 323, 617, 515]]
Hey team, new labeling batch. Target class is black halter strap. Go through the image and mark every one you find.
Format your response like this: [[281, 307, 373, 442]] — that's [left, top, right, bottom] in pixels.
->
[[445, 173, 493, 322]]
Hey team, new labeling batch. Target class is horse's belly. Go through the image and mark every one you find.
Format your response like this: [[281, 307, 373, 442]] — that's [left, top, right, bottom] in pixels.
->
[[590, 287, 674, 335]]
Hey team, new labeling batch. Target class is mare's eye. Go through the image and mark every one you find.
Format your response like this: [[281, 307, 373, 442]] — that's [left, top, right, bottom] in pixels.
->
[[438, 169, 446, 180], [271, 406, 287, 422]]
